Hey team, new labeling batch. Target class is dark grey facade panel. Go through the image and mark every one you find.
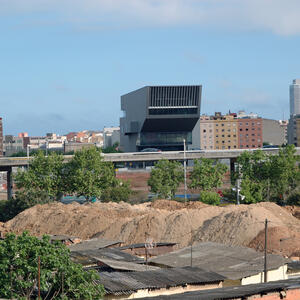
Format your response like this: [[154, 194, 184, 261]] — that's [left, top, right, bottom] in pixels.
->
[[120, 85, 201, 152]]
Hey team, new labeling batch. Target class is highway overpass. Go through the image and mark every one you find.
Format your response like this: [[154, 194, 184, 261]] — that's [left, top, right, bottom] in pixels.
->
[[0, 147, 298, 167], [1, 147, 298, 200]]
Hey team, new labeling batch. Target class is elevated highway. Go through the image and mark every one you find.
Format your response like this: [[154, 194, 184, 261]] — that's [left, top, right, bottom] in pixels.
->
[[1, 147, 298, 167], [1, 147, 298, 200]]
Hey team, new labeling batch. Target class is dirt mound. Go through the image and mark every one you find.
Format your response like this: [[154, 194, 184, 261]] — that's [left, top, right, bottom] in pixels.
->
[[2, 200, 300, 253], [194, 202, 300, 247], [248, 226, 300, 257], [149, 200, 208, 210], [284, 206, 300, 220]]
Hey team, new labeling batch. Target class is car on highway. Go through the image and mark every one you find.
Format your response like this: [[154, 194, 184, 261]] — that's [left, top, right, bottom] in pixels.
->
[[140, 148, 162, 152]]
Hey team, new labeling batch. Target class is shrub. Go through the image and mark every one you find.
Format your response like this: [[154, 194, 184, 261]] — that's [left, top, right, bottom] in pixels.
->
[[199, 191, 221, 206], [101, 181, 131, 203]]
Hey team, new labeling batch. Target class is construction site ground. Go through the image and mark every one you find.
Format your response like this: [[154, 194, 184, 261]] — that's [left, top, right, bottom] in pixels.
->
[[1, 199, 300, 258]]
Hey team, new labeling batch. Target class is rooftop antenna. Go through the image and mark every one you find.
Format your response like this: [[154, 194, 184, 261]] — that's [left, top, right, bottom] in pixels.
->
[[145, 233, 156, 269]]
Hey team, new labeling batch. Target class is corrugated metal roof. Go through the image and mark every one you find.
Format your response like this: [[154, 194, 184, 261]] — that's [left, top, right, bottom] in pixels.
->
[[149, 242, 289, 280], [118, 242, 176, 250], [92, 258, 159, 272], [70, 248, 145, 268], [137, 278, 300, 300], [68, 238, 121, 251], [98, 267, 225, 295]]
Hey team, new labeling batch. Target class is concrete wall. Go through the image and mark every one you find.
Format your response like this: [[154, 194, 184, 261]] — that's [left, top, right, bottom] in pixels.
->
[[251, 289, 300, 300], [241, 265, 287, 285], [120, 87, 148, 152], [262, 119, 286, 146], [104, 282, 222, 299]]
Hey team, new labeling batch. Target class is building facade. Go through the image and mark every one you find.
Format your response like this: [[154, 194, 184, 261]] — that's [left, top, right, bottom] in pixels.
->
[[262, 119, 288, 146], [0, 118, 3, 156], [120, 85, 202, 152], [214, 113, 238, 150], [199, 112, 264, 150], [290, 79, 300, 116], [238, 118, 262, 149]]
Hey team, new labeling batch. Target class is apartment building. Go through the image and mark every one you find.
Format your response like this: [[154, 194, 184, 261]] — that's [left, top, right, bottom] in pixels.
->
[[238, 118, 262, 149], [199, 112, 263, 150], [213, 113, 238, 150], [0, 118, 3, 156]]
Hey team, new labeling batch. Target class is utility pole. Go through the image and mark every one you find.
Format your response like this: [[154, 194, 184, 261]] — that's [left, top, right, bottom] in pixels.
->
[[183, 139, 187, 202], [236, 179, 241, 205], [38, 256, 41, 300], [190, 230, 193, 267], [264, 219, 268, 283]]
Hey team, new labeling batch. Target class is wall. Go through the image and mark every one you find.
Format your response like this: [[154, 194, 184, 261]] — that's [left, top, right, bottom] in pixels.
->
[[120, 87, 148, 152], [237, 118, 262, 149], [241, 265, 287, 285], [104, 282, 222, 299], [250, 289, 300, 300], [214, 116, 238, 150], [262, 119, 286, 146]]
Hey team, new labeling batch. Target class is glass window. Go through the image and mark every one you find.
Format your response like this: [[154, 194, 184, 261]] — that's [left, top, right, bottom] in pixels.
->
[[221, 124, 224, 127], [203, 129, 206, 133], [240, 128, 243, 131], [222, 129, 225, 132]]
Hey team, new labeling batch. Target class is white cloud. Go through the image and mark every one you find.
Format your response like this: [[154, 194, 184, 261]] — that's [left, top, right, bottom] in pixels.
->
[[1, 0, 300, 35]]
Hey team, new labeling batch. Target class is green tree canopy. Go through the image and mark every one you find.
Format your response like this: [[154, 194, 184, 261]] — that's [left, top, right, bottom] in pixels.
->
[[148, 160, 184, 199], [235, 145, 300, 203], [0, 231, 104, 299], [14, 151, 64, 201], [189, 158, 228, 191], [64, 147, 122, 200]]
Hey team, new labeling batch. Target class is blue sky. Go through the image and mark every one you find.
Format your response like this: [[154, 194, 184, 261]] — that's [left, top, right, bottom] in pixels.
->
[[1, 0, 300, 135]]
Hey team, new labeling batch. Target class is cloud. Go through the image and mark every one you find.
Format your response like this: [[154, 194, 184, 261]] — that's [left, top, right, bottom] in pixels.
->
[[1, 0, 300, 35]]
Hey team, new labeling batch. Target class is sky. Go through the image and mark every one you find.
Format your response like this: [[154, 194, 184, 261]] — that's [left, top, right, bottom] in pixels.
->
[[1, 0, 300, 136]]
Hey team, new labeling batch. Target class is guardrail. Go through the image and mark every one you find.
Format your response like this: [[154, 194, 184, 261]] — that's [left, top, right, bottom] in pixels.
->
[[0, 147, 297, 166]]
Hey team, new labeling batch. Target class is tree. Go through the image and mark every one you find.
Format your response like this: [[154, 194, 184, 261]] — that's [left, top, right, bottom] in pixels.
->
[[235, 145, 300, 204], [189, 158, 228, 191], [14, 151, 64, 201], [64, 147, 122, 200], [102, 142, 123, 153], [0, 231, 104, 299], [148, 160, 184, 199]]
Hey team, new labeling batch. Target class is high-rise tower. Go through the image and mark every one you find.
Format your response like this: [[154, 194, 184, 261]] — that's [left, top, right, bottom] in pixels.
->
[[290, 79, 300, 116]]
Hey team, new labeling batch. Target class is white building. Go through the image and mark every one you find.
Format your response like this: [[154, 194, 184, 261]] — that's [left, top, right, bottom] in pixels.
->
[[290, 79, 300, 116]]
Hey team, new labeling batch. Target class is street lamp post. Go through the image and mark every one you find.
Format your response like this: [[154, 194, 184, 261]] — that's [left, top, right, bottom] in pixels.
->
[[183, 139, 187, 202]]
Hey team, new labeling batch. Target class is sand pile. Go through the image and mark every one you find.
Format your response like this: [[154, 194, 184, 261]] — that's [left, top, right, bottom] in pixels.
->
[[249, 226, 300, 257], [2, 200, 300, 253], [194, 202, 299, 247]]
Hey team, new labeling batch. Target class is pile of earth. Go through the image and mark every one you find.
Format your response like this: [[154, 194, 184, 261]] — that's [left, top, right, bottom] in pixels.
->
[[1, 200, 300, 257], [249, 226, 300, 257]]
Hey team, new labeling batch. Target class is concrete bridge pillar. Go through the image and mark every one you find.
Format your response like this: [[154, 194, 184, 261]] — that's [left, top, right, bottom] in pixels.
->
[[230, 158, 237, 174], [7, 167, 13, 199]]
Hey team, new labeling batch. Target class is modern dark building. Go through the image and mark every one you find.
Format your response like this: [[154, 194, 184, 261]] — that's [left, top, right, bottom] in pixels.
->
[[120, 85, 201, 152], [0, 118, 3, 156]]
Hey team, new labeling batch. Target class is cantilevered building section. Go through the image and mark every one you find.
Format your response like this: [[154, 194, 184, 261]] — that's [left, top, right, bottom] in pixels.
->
[[120, 85, 201, 152]]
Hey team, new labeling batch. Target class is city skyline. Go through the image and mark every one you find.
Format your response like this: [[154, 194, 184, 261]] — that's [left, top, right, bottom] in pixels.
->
[[1, 1, 300, 135]]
